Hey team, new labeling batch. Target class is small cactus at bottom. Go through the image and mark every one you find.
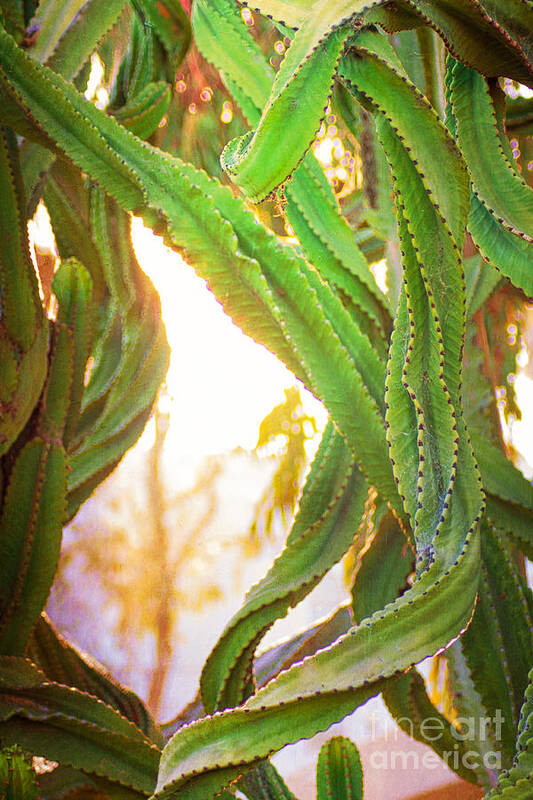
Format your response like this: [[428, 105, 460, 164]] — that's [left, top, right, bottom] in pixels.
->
[[0, 747, 38, 800], [316, 736, 363, 800]]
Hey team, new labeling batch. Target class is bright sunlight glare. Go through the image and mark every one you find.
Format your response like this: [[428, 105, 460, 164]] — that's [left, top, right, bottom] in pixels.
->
[[130, 217, 327, 463], [84, 53, 104, 100], [28, 200, 56, 250], [510, 373, 533, 479], [370, 258, 388, 295]]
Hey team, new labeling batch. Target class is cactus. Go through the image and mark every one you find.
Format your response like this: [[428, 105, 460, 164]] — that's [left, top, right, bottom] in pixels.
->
[[316, 737, 363, 800], [0, 747, 38, 800]]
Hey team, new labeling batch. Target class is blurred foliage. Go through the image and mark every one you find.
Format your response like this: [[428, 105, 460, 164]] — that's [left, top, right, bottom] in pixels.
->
[[246, 386, 317, 551], [51, 386, 317, 718]]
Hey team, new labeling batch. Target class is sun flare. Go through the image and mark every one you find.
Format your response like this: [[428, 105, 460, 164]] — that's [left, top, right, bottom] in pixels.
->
[[130, 217, 327, 463]]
